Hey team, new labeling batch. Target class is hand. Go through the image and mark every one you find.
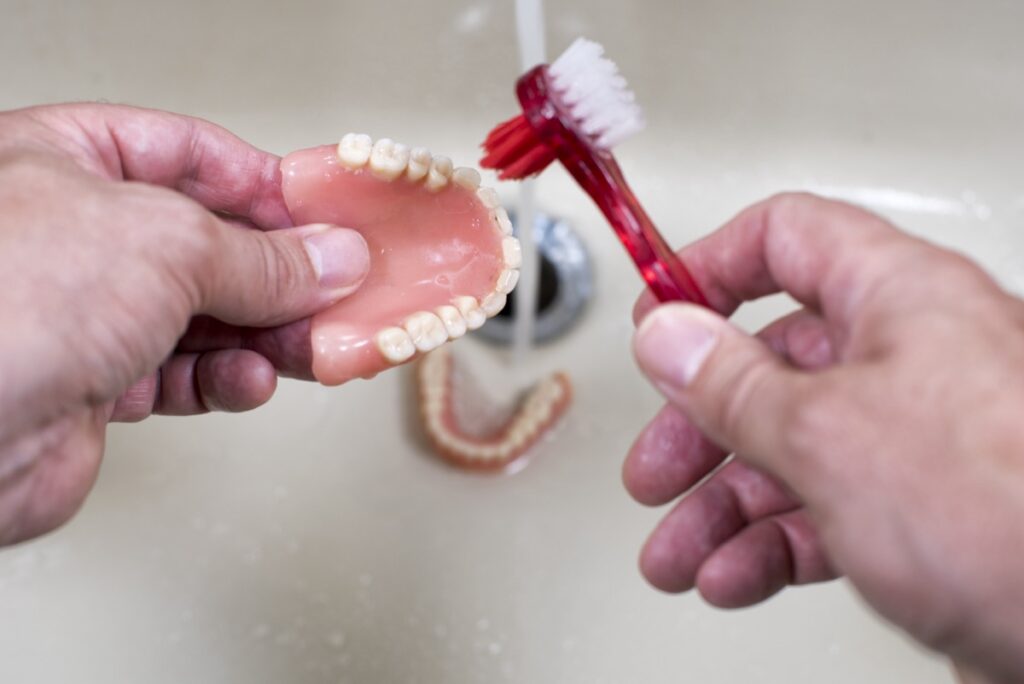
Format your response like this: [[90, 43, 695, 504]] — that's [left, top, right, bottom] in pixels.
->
[[627, 193, 1024, 682], [0, 104, 369, 546]]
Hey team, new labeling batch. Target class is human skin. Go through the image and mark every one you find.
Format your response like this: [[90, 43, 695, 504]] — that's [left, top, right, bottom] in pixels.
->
[[0, 104, 370, 547], [629, 193, 1024, 683]]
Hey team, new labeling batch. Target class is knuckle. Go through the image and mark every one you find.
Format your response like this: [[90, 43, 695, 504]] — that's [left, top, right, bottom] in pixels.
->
[[762, 191, 820, 229]]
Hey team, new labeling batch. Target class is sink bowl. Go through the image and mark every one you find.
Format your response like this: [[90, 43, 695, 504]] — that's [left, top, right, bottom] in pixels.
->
[[4, 1, 1021, 681]]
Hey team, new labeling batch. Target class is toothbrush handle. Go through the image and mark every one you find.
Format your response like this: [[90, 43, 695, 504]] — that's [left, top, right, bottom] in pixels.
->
[[570, 153, 708, 305], [513, 65, 708, 306]]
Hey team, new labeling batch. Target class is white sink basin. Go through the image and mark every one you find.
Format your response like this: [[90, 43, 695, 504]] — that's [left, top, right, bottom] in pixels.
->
[[4, 1, 1021, 681]]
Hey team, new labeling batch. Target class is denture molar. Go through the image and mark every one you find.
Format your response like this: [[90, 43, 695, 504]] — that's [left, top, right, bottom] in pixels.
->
[[453, 296, 487, 330], [280, 134, 520, 385], [435, 305, 468, 339], [369, 138, 411, 181], [404, 311, 449, 353], [376, 327, 416, 363], [337, 133, 373, 168], [415, 347, 573, 470], [406, 147, 432, 182], [425, 156, 453, 192]]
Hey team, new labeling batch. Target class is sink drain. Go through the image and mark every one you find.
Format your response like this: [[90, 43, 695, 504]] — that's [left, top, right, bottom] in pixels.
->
[[475, 210, 592, 345]]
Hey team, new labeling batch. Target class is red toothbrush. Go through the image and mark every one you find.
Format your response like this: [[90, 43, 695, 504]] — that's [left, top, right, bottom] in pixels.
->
[[481, 38, 708, 306]]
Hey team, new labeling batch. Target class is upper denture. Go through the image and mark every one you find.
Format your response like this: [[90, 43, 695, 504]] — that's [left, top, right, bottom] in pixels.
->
[[280, 134, 521, 385]]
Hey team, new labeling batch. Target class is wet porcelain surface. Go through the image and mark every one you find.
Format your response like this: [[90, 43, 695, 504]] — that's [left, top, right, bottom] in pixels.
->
[[3, 1, 1022, 681]]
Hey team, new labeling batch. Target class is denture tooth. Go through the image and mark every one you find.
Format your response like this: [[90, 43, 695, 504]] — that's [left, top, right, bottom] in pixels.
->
[[337, 133, 373, 169], [481, 292, 508, 317], [495, 268, 520, 295], [476, 187, 501, 209], [368, 138, 410, 181], [376, 326, 416, 363], [453, 296, 487, 330], [502, 236, 522, 269], [478, 445, 502, 462], [404, 311, 449, 352], [492, 207, 514, 235], [425, 156, 453, 192], [406, 147, 432, 182], [424, 393, 445, 416], [435, 305, 467, 339], [452, 167, 482, 190]]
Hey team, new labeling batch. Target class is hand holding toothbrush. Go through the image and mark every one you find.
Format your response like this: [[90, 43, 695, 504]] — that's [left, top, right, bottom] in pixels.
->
[[630, 192, 1024, 684]]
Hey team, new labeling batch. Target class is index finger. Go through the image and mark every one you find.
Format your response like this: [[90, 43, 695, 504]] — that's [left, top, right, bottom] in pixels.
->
[[633, 193, 923, 327], [38, 103, 292, 229]]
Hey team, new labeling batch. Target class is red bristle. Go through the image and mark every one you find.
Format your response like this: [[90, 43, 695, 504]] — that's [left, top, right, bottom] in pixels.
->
[[480, 113, 558, 180]]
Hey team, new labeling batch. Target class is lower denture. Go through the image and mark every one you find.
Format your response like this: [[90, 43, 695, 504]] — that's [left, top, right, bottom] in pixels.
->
[[415, 347, 573, 470], [280, 134, 521, 385]]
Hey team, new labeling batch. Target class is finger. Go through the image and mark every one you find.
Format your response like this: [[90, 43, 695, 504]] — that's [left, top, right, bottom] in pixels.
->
[[633, 303, 818, 488], [155, 350, 278, 416], [639, 460, 800, 593], [196, 220, 369, 327], [109, 373, 159, 422], [625, 309, 831, 505], [50, 104, 293, 228], [110, 350, 278, 419], [177, 316, 314, 380], [193, 350, 277, 413], [624, 403, 722, 506], [631, 192, 925, 328], [0, 411, 106, 546], [696, 509, 837, 608]]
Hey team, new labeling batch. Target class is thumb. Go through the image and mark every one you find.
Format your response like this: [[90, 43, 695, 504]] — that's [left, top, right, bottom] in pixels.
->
[[198, 221, 370, 327], [633, 303, 807, 473]]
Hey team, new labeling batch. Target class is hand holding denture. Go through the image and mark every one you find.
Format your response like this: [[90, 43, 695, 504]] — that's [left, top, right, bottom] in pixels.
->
[[0, 105, 355, 542]]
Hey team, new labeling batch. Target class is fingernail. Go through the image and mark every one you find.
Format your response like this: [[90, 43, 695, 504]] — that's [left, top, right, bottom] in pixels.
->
[[303, 226, 370, 291], [633, 304, 719, 389]]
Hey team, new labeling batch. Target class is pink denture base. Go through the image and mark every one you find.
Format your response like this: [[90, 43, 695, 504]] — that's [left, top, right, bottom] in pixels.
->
[[280, 145, 503, 385]]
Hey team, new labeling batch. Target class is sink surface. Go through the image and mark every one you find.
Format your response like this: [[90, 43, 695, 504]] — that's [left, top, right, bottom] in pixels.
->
[[3, 1, 1022, 681]]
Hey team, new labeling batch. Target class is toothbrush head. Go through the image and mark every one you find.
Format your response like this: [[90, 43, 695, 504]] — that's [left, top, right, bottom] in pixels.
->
[[547, 38, 646, 150], [481, 37, 646, 180]]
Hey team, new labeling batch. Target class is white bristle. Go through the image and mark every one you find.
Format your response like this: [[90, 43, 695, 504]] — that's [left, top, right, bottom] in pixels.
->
[[548, 37, 646, 149]]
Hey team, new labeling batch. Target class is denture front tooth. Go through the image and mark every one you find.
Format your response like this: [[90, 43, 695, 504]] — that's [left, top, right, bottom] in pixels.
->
[[501, 236, 523, 269], [452, 167, 482, 190], [495, 268, 520, 295], [376, 326, 416, 363], [404, 311, 449, 352], [481, 292, 508, 317], [493, 207, 514, 235], [368, 138, 410, 181], [406, 147, 432, 182], [337, 133, 373, 169], [435, 305, 468, 339], [476, 187, 501, 209], [453, 295, 487, 330], [425, 156, 453, 192]]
